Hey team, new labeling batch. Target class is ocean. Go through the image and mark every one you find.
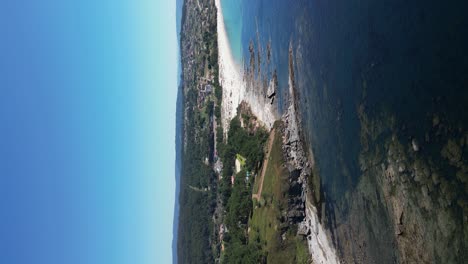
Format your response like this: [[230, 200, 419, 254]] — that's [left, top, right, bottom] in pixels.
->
[[222, 0, 468, 200], [223, 0, 468, 258], [220, 0, 243, 64]]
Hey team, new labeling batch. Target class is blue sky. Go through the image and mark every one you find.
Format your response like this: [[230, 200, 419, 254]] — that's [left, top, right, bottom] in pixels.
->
[[0, 1, 177, 263]]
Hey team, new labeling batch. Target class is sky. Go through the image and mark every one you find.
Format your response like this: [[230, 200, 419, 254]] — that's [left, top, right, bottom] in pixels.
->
[[0, 1, 177, 263]]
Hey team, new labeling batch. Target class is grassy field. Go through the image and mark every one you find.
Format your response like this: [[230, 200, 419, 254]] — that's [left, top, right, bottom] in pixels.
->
[[249, 122, 310, 264]]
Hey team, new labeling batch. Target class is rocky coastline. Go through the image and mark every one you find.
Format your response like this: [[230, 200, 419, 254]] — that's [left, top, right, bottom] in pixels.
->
[[281, 43, 340, 264], [180, 0, 468, 262]]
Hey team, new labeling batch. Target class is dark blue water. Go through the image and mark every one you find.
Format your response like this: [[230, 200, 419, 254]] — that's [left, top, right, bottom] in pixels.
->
[[237, 0, 468, 201]]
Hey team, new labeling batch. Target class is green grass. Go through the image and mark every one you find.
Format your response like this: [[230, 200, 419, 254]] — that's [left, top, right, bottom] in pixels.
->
[[249, 122, 310, 263], [252, 175, 261, 195], [236, 153, 247, 167]]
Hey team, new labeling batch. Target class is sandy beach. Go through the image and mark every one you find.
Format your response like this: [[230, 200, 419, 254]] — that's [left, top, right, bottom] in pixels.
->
[[215, 0, 277, 134]]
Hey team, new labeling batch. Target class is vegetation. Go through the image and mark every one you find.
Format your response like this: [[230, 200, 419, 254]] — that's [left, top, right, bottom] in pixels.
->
[[249, 125, 310, 264], [179, 0, 310, 262], [177, 0, 220, 262], [226, 117, 268, 171], [223, 172, 264, 263], [219, 122, 310, 263], [213, 115, 267, 263], [218, 117, 268, 205]]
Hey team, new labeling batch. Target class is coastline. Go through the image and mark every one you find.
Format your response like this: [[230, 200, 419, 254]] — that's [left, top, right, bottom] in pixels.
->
[[179, 0, 468, 262], [215, 0, 278, 134], [215, 1, 339, 262], [282, 43, 340, 264]]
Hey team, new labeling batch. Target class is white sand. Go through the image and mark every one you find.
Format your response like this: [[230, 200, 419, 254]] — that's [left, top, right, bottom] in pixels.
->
[[287, 44, 339, 264], [215, 0, 277, 134], [305, 200, 341, 264]]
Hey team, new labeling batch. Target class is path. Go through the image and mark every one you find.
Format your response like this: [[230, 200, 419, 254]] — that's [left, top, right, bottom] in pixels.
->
[[252, 129, 276, 201]]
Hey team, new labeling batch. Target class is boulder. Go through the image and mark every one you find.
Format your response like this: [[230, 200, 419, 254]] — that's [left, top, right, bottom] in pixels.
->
[[267, 79, 276, 99], [412, 139, 419, 152]]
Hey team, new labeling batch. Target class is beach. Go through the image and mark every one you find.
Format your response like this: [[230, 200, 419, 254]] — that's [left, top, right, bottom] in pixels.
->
[[215, 0, 278, 134]]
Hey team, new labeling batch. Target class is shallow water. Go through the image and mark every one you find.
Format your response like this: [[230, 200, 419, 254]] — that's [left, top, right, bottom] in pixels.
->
[[220, 0, 243, 64]]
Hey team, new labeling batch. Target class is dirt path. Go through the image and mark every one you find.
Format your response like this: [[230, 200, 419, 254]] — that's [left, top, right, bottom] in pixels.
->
[[252, 129, 276, 201]]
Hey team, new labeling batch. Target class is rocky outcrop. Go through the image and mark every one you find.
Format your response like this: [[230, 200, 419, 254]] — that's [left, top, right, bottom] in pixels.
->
[[266, 70, 278, 105], [281, 44, 340, 264]]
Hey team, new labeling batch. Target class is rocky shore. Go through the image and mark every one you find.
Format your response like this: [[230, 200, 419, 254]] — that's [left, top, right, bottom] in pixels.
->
[[281, 44, 340, 264]]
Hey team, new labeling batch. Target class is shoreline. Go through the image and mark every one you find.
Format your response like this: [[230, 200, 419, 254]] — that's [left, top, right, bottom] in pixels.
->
[[282, 43, 340, 264], [215, 2, 339, 262], [215, 0, 278, 134], [215, 0, 244, 134]]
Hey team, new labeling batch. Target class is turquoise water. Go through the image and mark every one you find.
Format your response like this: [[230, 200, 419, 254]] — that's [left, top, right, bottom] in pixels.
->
[[221, 0, 243, 64]]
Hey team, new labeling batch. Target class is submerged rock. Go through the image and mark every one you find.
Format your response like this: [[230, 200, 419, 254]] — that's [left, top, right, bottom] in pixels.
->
[[412, 139, 419, 152]]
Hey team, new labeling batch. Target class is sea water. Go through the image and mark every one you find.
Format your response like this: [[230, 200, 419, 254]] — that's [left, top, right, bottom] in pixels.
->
[[225, 0, 468, 199], [220, 0, 468, 261], [220, 0, 243, 64]]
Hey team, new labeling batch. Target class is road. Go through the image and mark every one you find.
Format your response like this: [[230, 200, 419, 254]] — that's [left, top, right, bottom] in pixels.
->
[[252, 129, 276, 201]]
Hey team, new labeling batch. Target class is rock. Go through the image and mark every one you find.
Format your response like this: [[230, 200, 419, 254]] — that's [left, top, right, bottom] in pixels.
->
[[433, 114, 440, 127], [381, 163, 387, 171], [297, 221, 309, 236], [413, 160, 430, 183], [441, 139, 462, 167], [412, 139, 419, 152], [432, 172, 440, 185], [456, 169, 467, 184], [421, 185, 429, 197], [437, 209, 456, 238], [420, 185, 432, 210], [396, 224, 404, 236], [267, 79, 276, 99], [398, 163, 406, 173]]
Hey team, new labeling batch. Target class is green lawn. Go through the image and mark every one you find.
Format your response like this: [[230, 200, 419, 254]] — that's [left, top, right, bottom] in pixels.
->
[[236, 153, 247, 167], [249, 122, 310, 264]]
